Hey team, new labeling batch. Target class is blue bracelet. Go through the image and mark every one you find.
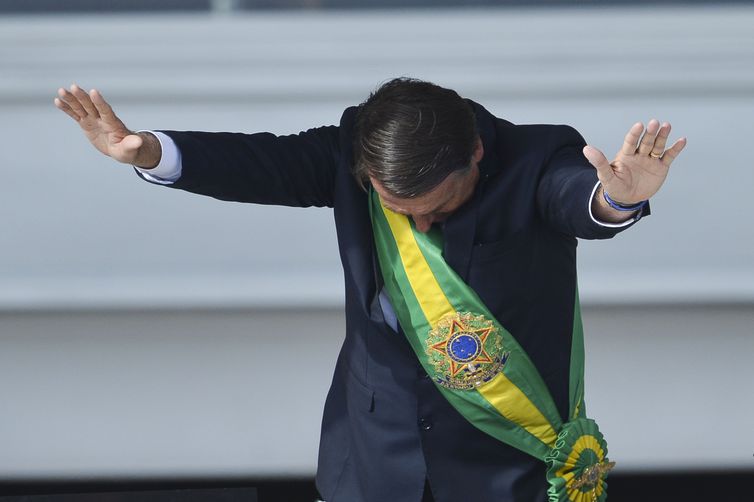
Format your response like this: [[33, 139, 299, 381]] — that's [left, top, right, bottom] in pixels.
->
[[603, 190, 648, 212]]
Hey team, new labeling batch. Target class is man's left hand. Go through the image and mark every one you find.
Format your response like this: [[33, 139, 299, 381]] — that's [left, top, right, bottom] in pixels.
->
[[583, 119, 687, 206]]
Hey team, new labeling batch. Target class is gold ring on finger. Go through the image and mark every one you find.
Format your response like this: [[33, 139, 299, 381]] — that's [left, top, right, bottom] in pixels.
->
[[649, 151, 663, 159]]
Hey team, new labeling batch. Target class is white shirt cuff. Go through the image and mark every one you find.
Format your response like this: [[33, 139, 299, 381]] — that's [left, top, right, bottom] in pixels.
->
[[133, 131, 182, 184], [588, 181, 642, 228]]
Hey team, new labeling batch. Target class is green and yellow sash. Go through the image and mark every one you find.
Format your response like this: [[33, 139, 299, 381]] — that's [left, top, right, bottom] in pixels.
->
[[370, 190, 615, 502]]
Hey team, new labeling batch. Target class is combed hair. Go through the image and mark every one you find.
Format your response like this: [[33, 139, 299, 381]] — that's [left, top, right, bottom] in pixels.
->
[[352, 77, 478, 198]]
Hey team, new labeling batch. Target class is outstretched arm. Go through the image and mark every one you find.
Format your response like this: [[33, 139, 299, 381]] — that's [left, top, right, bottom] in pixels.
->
[[54, 84, 341, 208], [584, 119, 687, 223]]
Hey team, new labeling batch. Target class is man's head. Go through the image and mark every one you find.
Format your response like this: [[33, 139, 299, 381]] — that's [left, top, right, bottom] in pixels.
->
[[353, 78, 484, 232]]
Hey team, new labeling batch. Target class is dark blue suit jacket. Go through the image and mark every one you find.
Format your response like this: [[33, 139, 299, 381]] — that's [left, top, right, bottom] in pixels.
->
[[142, 101, 646, 502]]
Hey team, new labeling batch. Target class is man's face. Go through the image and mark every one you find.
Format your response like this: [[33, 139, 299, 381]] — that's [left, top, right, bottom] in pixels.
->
[[370, 140, 484, 233]]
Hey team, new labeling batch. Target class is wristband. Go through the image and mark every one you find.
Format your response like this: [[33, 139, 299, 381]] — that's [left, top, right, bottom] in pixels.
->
[[603, 189, 648, 212]]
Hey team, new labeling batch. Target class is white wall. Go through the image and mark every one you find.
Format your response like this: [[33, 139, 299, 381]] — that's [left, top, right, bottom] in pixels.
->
[[1, 305, 753, 480], [0, 5, 752, 479]]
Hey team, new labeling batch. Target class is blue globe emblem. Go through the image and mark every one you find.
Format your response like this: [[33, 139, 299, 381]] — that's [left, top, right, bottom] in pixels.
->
[[447, 332, 482, 363]]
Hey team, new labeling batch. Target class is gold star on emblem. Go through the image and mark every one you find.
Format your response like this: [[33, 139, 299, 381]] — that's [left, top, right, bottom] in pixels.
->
[[429, 318, 494, 377], [425, 312, 508, 390]]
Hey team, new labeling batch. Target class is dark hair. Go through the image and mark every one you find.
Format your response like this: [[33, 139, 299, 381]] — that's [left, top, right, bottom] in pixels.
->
[[352, 77, 479, 198]]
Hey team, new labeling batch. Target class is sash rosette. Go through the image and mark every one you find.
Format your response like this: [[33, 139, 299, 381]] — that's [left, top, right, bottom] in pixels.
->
[[369, 190, 614, 501], [545, 418, 613, 502]]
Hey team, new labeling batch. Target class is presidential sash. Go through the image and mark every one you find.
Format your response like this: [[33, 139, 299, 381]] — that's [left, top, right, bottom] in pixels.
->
[[369, 190, 615, 502]]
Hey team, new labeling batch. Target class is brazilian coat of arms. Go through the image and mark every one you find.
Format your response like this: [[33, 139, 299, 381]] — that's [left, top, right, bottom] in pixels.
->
[[425, 312, 509, 390]]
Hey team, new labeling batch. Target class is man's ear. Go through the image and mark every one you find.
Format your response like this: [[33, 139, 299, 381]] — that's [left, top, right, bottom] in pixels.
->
[[472, 137, 484, 163]]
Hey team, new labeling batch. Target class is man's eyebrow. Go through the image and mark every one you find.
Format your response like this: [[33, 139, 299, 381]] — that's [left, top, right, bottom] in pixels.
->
[[385, 197, 452, 216], [380, 201, 406, 214]]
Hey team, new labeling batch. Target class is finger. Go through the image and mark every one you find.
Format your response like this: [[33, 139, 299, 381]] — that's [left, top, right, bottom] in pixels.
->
[[57, 87, 88, 117], [90, 89, 117, 121], [661, 137, 687, 167], [54, 97, 81, 122], [650, 122, 671, 157], [583, 145, 615, 183], [637, 118, 660, 155], [69, 84, 100, 119], [621, 122, 644, 156]]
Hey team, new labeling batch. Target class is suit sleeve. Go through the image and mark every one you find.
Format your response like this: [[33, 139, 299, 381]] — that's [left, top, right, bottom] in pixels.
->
[[136, 125, 340, 208], [536, 125, 649, 240]]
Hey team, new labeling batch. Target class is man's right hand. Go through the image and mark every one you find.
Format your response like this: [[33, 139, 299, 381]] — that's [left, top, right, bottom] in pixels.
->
[[54, 84, 161, 169]]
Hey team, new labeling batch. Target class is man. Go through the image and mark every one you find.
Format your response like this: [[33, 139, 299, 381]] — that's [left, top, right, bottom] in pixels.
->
[[55, 78, 685, 502]]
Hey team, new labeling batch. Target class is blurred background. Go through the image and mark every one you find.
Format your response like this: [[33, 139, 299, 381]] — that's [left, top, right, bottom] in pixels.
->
[[1, 0, 753, 500]]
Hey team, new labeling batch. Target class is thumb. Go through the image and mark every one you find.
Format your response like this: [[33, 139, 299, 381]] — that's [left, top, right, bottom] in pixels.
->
[[111, 133, 143, 163], [120, 133, 143, 152], [582, 145, 614, 183]]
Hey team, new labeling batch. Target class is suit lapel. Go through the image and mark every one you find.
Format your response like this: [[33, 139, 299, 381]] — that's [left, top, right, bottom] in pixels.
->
[[441, 186, 478, 282], [442, 102, 502, 282]]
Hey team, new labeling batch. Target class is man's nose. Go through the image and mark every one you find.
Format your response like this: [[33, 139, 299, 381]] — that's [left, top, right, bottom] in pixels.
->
[[413, 215, 433, 233]]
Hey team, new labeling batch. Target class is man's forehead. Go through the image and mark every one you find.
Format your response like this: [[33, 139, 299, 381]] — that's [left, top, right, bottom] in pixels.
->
[[375, 181, 455, 215]]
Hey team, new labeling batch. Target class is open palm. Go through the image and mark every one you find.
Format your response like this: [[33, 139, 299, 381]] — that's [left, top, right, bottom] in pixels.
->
[[54, 84, 144, 164], [583, 119, 687, 205]]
